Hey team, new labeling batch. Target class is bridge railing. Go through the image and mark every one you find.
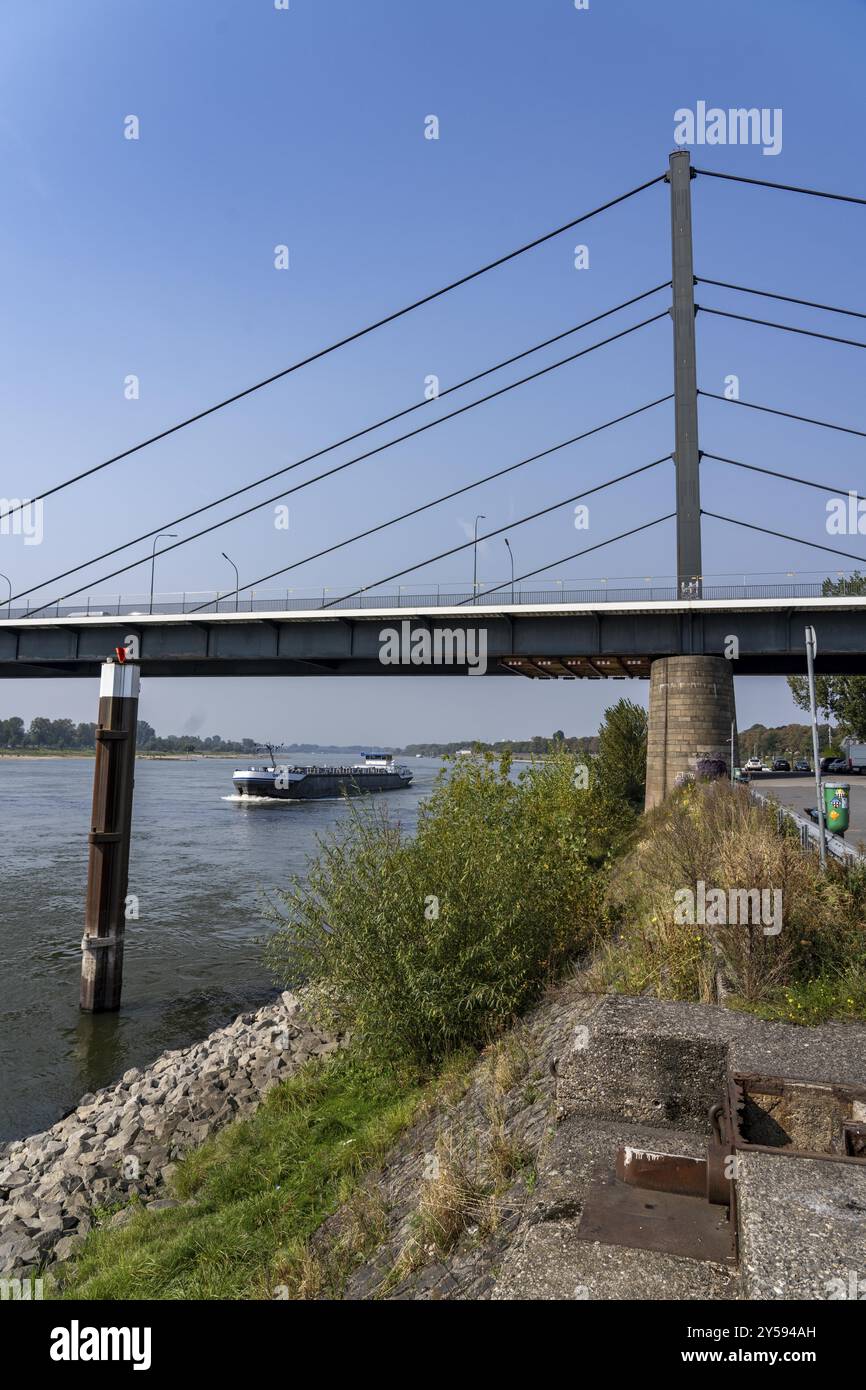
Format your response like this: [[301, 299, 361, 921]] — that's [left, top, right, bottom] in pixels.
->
[[1, 579, 861, 620]]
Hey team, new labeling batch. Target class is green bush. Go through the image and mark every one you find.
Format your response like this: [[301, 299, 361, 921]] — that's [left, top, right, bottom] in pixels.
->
[[265, 752, 624, 1064]]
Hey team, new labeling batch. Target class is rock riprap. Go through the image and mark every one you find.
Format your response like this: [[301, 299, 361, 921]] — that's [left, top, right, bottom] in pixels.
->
[[0, 992, 340, 1278]]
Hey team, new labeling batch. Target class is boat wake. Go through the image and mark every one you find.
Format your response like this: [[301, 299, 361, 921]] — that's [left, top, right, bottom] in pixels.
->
[[222, 794, 298, 806], [221, 793, 351, 806]]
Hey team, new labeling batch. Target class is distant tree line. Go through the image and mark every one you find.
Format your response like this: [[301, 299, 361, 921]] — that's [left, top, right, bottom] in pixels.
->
[[399, 731, 600, 758], [401, 721, 843, 764], [0, 715, 259, 754], [737, 722, 839, 759]]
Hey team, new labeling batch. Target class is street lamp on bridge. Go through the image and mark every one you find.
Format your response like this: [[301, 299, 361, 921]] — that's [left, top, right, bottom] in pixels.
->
[[222, 552, 240, 613], [503, 537, 515, 604], [472, 514, 486, 598], [149, 535, 178, 615]]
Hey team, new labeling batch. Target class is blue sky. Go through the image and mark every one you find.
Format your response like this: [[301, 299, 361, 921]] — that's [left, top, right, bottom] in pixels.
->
[[2, 0, 865, 743]]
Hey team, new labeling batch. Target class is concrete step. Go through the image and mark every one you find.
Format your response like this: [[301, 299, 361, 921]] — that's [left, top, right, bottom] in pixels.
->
[[492, 1115, 739, 1300], [557, 994, 866, 1130]]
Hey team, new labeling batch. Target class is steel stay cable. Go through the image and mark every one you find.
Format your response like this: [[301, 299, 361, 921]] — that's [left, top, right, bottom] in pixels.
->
[[0, 172, 667, 525], [26, 311, 670, 615], [11, 283, 671, 605]]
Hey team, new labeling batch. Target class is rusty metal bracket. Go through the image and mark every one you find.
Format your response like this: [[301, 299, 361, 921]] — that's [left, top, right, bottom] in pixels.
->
[[577, 1098, 737, 1265], [80, 935, 122, 953], [577, 1069, 866, 1267], [728, 1072, 866, 1165]]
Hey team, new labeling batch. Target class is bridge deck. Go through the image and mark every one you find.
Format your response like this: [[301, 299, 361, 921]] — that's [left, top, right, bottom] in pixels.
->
[[2, 597, 865, 678]]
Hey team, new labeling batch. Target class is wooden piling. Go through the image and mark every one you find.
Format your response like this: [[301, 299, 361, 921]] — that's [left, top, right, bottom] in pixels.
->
[[80, 658, 140, 1012]]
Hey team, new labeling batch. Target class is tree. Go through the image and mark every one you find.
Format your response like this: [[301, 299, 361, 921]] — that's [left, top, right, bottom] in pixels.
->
[[787, 573, 866, 739], [594, 698, 648, 810], [0, 716, 25, 747], [28, 717, 59, 747], [136, 720, 157, 748]]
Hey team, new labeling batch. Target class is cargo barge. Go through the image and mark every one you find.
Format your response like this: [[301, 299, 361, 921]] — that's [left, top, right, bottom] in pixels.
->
[[231, 750, 413, 800]]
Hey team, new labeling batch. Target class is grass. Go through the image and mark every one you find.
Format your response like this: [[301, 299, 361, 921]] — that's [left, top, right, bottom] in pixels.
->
[[54, 1050, 472, 1301], [730, 968, 866, 1026]]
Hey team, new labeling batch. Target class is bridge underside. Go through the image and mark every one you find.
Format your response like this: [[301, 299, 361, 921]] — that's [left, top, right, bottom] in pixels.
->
[[1, 603, 865, 678]]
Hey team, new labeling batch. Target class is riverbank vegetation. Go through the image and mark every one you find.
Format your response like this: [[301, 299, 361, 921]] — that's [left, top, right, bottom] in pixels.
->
[[55, 713, 639, 1300], [590, 780, 866, 1024], [264, 740, 635, 1064], [57, 1051, 474, 1300], [399, 730, 599, 757], [52, 703, 865, 1299]]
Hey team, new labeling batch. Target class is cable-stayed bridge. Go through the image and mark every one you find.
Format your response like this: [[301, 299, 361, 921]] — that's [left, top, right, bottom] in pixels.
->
[[3, 151, 866, 655], [5, 148, 865, 1008]]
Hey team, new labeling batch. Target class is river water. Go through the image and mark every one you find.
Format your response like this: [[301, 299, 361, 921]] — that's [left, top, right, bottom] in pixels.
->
[[0, 755, 443, 1142]]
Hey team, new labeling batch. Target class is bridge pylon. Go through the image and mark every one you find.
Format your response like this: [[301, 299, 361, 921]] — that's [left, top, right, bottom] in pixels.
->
[[668, 148, 702, 599]]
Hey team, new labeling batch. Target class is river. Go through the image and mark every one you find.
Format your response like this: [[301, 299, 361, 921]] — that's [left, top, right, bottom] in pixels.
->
[[0, 754, 443, 1142]]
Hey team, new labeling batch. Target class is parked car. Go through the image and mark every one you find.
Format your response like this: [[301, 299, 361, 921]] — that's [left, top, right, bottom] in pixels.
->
[[820, 755, 848, 775], [744, 756, 763, 771], [772, 758, 791, 772], [794, 759, 811, 773]]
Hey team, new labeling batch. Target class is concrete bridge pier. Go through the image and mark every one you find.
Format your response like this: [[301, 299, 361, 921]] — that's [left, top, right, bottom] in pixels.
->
[[645, 655, 738, 809]]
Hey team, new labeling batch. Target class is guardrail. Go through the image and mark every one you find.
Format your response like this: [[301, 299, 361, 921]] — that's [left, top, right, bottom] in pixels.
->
[[749, 787, 866, 866]]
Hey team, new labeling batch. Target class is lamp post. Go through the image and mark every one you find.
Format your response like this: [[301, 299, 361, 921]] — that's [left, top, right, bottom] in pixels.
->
[[0, 571, 11, 617], [805, 625, 827, 870], [222, 552, 239, 613], [149, 534, 178, 614], [504, 537, 514, 604], [473, 514, 486, 599]]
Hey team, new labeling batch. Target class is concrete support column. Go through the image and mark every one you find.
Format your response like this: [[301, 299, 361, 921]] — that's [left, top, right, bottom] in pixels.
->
[[645, 655, 738, 810]]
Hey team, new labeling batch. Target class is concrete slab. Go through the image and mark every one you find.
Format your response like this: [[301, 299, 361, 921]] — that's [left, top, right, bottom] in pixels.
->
[[737, 1151, 866, 1300]]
